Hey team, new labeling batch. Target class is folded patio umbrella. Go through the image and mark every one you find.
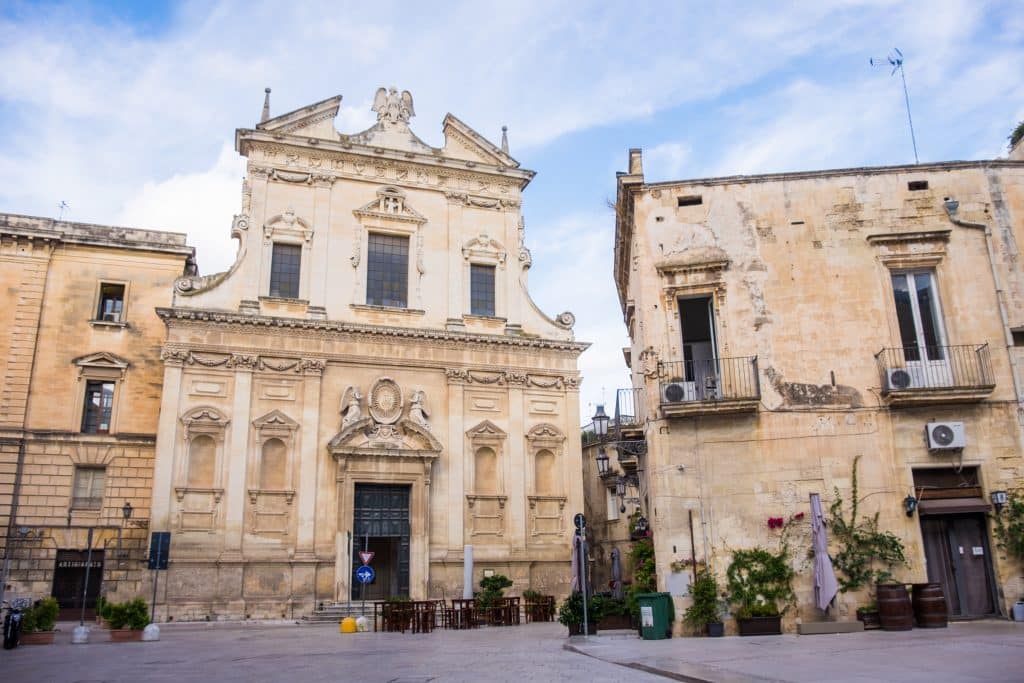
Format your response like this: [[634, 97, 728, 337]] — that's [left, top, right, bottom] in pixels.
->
[[811, 492, 840, 612], [611, 547, 624, 599]]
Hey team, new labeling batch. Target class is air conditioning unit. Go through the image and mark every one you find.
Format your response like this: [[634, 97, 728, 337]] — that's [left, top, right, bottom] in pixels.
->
[[662, 381, 697, 403], [926, 422, 966, 450], [885, 367, 917, 391]]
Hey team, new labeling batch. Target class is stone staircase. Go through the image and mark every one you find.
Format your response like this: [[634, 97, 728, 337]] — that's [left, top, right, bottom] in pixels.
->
[[302, 602, 377, 624]]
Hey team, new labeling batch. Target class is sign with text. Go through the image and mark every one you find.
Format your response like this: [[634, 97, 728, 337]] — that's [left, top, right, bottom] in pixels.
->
[[147, 531, 171, 570]]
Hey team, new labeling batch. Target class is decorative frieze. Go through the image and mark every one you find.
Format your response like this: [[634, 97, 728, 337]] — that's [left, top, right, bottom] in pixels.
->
[[445, 367, 579, 391], [159, 346, 326, 375]]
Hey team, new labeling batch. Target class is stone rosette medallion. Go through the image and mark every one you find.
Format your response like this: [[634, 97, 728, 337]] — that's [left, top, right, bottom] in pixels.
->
[[368, 377, 403, 425]]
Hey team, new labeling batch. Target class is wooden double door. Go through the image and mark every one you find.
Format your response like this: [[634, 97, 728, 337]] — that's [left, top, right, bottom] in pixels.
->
[[52, 549, 104, 619], [920, 514, 996, 617]]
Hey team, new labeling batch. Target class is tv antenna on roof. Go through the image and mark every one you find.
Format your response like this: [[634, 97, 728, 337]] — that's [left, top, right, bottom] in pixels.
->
[[57, 200, 69, 221], [870, 48, 919, 164]]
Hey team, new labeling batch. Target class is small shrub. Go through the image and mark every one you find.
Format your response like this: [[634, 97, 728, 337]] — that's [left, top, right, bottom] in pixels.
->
[[684, 569, 721, 628], [108, 598, 150, 630], [522, 589, 543, 601], [557, 591, 603, 626]]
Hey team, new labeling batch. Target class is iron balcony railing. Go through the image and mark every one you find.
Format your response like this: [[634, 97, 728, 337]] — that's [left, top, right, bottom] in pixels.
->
[[613, 387, 646, 432], [658, 356, 760, 404], [875, 344, 994, 392]]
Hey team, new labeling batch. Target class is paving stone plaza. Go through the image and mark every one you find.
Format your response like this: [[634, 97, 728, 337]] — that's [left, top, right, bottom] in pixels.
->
[[2, 619, 1021, 682]]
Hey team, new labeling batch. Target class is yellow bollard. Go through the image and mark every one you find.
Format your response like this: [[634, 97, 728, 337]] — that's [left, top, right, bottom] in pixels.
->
[[340, 617, 358, 633]]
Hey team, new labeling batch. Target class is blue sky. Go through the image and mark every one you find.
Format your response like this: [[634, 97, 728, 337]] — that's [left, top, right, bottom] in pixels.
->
[[2, 0, 1022, 419]]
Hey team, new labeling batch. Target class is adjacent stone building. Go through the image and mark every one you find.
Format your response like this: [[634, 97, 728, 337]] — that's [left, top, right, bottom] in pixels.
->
[[149, 89, 586, 619], [0, 213, 193, 614], [613, 149, 1024, 631]]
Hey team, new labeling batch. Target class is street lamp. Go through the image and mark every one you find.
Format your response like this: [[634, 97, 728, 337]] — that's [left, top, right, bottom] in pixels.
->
[[122, 501, 133, 521], [592, 404, 609, 440], [595, 447, 610, 476], [990, 490, 1008, 515], [903, 495, 918, 517]]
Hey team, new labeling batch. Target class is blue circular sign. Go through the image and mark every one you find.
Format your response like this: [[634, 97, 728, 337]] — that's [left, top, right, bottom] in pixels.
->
[[355, 565, 375, 584]]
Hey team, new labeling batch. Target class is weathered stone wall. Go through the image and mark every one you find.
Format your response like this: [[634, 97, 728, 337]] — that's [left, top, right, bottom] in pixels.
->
[[616, 158, 1024, 633]]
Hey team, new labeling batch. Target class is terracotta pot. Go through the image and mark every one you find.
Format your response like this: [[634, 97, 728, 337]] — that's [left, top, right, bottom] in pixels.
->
[[109, 628, 144, 642], [19, 631, 55, 645]]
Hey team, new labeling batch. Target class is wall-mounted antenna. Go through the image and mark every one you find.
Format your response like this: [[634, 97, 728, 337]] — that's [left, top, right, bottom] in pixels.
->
[[57, 200, 69, 221], [871, 48, 919, 164]]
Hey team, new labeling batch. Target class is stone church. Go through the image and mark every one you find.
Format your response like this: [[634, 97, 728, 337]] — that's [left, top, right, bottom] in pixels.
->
[[150, 88, 587, 619]]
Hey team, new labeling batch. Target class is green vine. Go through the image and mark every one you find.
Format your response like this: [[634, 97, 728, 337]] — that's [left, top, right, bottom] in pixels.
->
[[992, 489, 1024, 559], [828, 455, 906, 593], [726, 547, 795, 618], [1010, 120, 1024, 151], [625, 537, 656, 617]]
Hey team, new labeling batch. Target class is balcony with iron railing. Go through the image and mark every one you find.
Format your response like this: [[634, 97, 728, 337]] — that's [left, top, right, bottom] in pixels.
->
[[875, 344, 995, 406], [611, 387, 646, 468], [657, 356, 760, 417]]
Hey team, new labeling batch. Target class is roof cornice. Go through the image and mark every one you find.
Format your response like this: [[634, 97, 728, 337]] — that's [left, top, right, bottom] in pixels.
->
[[157, 307, 589, 355]]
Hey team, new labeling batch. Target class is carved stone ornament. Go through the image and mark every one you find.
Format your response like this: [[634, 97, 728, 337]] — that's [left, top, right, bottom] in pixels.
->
[[555, 312, 576, 329], [161, 347, 191, 366], [639, 346, 660, 378], [372, 86, 415, 124], [340, 386, 363, 428], [408, 389, 430, 430], [369, 377, 404, 425]]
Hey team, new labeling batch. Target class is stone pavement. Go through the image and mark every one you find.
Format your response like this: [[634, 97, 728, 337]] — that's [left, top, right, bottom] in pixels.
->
[[1, 620, 660, 683], [567, 620, 1024, 683]]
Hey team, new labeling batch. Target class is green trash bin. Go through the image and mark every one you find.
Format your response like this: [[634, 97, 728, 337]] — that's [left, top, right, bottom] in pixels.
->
[[637, 592, 673, 640]]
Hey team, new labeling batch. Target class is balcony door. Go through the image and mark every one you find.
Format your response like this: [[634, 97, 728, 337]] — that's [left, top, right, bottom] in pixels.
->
[[891, 271, 951, 386], [679, 296, 719, 399]]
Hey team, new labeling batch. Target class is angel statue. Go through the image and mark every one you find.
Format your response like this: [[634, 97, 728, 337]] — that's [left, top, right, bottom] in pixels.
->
[[408, 389, 430, 429], [340, 386, 363, 428], [372, 87, 415, 125]]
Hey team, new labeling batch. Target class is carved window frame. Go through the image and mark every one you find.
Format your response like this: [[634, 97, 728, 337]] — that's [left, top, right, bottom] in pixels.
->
[[351, 187, 427, 310], [261, 209, 313, 301], [465, 420, 508, 511], [248, 410, 298, 504], [175, 406, 228, 502], [462, 234, 507, 320], [72, 352, 129, 435]]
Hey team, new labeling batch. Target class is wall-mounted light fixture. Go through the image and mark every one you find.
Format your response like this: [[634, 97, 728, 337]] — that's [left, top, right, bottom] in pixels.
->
[[595, 447, 610, 476], [990, 490, 1008, 515], [904, 494, 918, 517]]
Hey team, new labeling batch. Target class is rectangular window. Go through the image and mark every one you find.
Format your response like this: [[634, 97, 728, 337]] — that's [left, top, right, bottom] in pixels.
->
[[470, 264, 496, 316], [269, 243, 302, 298], [81, 380, 114, 434], [891, 271, 946, 362], [366, 233, 409, 308], [607, 488, 620, 521], [97, 283, 125, 322], [72, 466, 106, 510]]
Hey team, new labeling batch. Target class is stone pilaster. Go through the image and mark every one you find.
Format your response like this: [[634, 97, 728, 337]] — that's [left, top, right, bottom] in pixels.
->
[[294, 358, 324, 558], [150, 351, 185, 530], [222, 355, 254, 558]]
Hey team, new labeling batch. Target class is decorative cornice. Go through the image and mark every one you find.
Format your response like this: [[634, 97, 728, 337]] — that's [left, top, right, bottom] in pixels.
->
[[157, 307, 588, 354], [446, 368, 579, 391], [160, 345, 326, 375], [866, 229, 952, 245]]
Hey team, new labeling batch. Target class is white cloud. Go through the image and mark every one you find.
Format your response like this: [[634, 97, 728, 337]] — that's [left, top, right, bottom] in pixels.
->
[[645, 143, 692, 182]]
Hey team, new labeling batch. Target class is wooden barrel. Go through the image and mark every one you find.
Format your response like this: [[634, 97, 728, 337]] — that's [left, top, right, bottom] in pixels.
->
[[912, 583, 948, 628], [876, 583, 913, 631]]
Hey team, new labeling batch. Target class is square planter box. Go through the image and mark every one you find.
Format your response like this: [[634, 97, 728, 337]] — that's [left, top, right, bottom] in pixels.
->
[[567, 622, 598, 636], [737, 615, 782, 636], [109, 629, 144, 642], [597, 614, 634, 630], [706, 622, 725, 637], [20, 631, 56, 645]]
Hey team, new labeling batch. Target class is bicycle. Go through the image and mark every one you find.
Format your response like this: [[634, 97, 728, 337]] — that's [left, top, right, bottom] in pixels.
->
[[2, 597, 30, 649]]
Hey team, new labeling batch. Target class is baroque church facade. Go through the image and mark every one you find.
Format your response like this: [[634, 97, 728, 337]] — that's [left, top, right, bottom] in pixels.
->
[[150, 89, 586, 619]]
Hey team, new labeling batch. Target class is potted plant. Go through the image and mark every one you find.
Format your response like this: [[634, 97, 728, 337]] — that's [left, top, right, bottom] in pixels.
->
[[95, 595, 113, 628], [557, 592, 598, 635], [475, 574, 513, 625], [595, 596, 632, 630], [19, 597, 59, 645], [856, 602, 881, 630], [107, 597, 150, 641], [727, 547, 794, 636], [684, 569, 724, 637], [522, 589, 555, 622]]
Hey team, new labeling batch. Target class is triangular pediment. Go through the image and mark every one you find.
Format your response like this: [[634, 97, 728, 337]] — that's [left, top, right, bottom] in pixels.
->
[[73, 351, 130, 370], [442, 114, 519, 168], [353, 187, 426, 225], [256, 94, 342, 139], [466, 420, 507, 440], [252, 409, 299, 431]]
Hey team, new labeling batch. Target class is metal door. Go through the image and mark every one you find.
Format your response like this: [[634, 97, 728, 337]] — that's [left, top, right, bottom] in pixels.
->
[[52, 550, 104, 616], [352, 484, 410, 598]]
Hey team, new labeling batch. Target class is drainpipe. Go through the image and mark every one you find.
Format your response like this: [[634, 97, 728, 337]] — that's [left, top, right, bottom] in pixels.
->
[[943, 198, 1024, 420]]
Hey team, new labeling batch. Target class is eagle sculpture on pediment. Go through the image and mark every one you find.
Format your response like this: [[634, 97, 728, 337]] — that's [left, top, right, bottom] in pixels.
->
[[372, 87, 415, 125]]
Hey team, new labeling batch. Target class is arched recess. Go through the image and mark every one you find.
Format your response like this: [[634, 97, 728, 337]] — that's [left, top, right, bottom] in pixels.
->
[[248, 409, 299, 536], [174, 406, 229, 532], [525, 423, 567, 540], [465, 420, 508, 539]]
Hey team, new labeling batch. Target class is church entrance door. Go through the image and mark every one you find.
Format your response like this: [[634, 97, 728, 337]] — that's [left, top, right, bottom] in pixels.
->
[[351, 484, 410, 600]]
